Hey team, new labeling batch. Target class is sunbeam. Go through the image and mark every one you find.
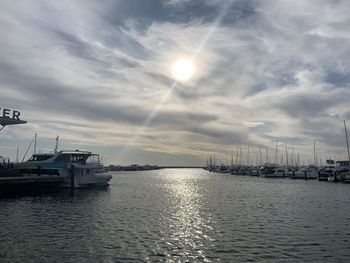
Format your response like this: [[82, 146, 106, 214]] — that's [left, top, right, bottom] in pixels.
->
[[118, 0, 236, 161]]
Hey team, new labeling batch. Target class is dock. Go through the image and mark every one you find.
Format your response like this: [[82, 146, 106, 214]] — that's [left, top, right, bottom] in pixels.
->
[[0, 175, 63, 185], [0, 174, 64, 195]]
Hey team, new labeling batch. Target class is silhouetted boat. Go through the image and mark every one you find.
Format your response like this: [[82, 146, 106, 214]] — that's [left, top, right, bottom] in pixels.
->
[[14, 150, 112, 188]]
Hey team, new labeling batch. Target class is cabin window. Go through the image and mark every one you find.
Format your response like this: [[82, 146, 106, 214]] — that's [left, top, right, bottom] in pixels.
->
[[71, 155, 86, 164], [28, 155, 54, 161], [54, 154, 71, 163]]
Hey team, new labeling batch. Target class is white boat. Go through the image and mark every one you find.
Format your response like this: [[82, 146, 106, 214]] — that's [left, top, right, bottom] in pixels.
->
[[259, 164, 287, 178], [336, 161, 350, 183], [341, 170, 350, 183], [290, 166, 318, 179], [14, 150, 112, 188], [318, 166, 335, 181], [212, 164, 230, 173]]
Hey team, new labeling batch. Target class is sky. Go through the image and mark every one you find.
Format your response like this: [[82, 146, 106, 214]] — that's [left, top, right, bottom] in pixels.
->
[[1, 0, 350, 166]]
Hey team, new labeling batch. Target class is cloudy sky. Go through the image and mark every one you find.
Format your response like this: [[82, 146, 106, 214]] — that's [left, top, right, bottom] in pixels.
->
[[1, 0, 350, 165]]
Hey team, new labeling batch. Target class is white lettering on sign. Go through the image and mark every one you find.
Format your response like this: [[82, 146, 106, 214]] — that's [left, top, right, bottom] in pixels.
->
[[0, 108, 22, 120]]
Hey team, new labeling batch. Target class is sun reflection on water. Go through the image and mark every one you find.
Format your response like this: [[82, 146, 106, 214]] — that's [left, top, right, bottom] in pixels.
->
[[152, 170, 215, 262]]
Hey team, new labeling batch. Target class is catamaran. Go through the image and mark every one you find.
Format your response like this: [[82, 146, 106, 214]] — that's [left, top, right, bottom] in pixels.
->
[[14, 150, 112, 188]]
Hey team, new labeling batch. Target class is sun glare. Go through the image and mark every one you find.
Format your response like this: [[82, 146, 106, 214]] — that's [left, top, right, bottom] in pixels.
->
[[171, 59, 194, 81]]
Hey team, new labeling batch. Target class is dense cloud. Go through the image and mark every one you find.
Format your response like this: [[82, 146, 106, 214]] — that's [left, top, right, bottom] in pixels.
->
[[0, 0, 349, 165]]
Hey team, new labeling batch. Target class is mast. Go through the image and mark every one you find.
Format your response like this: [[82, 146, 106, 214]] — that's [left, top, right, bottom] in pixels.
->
[[54, 136, 59, 153], [313, 140, 316, 165], [247, 146, 250, 166], [16, 146, 19, 163], [22, 134, 35, 162], [34, 133, 37, 154], [285, 145, 289, 166], [275, 140, 278, 164], [259, 146, 262, 165], [291, 147, 294, 167], [344, 120, 350, 167], [280, 154, 284, 165], [297, 152, 300, 167], [239, 147, 242, 165], [266, 148, 269, 164], [236, 145, 239, 165]]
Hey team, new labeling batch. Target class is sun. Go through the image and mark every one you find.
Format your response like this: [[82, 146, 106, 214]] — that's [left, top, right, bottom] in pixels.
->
[[171, 59, 194, 81]]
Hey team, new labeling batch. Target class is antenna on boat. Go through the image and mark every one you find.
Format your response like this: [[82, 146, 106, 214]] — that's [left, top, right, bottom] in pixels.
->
[[54, 136, 59, 153], [344, 120, 350, 167]]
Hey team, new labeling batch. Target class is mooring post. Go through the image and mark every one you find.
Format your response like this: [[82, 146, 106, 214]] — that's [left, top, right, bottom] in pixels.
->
[[70, 164, 75, 189], [304, 171, 307, 180]]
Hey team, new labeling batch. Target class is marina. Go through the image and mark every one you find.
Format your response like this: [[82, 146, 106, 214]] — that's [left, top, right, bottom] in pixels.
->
[[206, 161, 350, 183], [205, 121, 350, 184], [2, 114, 350, 193], [1, 1, 350, 261]]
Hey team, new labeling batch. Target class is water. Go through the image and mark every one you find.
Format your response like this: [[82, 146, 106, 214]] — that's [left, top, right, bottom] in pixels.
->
[[1, 169, 350, 262]]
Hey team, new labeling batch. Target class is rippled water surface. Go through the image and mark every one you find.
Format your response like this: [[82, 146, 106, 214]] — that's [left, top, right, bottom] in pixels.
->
[[1, 169, 350, 262]]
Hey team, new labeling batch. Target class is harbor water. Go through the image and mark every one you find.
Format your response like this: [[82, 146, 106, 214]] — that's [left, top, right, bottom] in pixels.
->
[[1, 168, 350, 262]]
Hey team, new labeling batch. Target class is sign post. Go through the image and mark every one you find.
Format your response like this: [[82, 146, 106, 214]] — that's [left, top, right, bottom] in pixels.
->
[[0, 108, 27, 131]]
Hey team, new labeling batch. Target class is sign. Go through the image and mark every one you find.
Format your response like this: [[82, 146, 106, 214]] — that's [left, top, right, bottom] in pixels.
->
[[0, 108, 27, 127]]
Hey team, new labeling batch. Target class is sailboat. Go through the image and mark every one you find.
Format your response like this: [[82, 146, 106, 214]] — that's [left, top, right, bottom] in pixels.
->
[[341, 120, 350, 183]]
